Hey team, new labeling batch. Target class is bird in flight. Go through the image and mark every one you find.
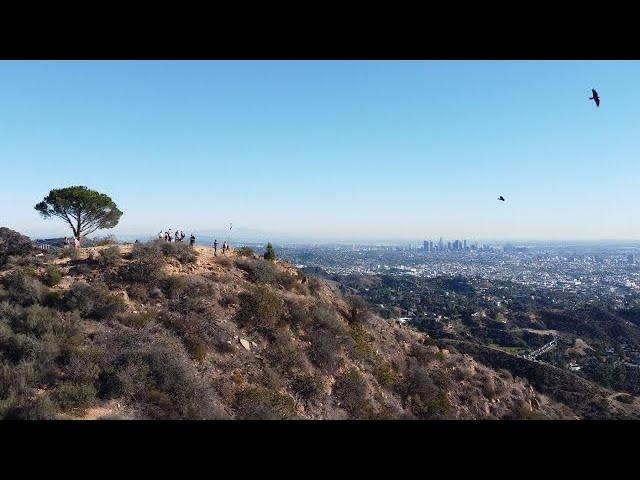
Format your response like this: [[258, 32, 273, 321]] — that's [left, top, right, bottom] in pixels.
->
[[589, 88, 600, 107], [498, 195, 505, 202]]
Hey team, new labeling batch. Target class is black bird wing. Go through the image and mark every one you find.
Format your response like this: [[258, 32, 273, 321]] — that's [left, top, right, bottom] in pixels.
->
[[592, 88, 598, 98], [595, 96, 600, 107]]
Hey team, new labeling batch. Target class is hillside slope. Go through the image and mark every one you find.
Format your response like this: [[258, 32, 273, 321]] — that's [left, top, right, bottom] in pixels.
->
[[1, 238, 637, 419]]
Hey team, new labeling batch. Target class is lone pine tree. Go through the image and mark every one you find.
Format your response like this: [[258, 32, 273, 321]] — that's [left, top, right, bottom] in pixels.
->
[[35, 186, 123, 248]]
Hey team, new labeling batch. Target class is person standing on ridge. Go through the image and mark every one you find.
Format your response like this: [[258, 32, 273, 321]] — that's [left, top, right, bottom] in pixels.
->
[[190, 234, 196, 247], [213, 239, 218, 256]]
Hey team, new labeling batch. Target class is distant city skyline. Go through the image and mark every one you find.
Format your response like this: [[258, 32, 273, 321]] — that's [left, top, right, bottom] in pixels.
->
[[2, 61, 640, 240]]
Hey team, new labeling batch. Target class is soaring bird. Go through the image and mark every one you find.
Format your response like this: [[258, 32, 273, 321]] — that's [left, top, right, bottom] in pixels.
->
[[498, 195, 505, 202], [589, 88, 600, 107]]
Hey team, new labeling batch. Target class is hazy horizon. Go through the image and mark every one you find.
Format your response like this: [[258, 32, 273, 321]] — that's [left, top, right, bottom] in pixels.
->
[[21, 225, 640, 247], [2, 61, 639, 240]]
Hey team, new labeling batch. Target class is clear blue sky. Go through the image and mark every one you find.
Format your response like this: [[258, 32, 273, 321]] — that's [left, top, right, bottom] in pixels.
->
[[1, 60, 638, 242]]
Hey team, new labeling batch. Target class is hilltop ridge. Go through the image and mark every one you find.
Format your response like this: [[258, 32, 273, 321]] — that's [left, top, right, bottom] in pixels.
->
[[1, 235, 638, 419]]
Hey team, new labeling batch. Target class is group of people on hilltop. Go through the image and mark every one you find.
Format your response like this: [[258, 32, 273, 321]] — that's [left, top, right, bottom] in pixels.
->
[[63, 236, 80, 248], [159, 229, 196, 246], [159, 229, 185, 243], [212, 239, 230, 256], [157, 229, 234, 252]]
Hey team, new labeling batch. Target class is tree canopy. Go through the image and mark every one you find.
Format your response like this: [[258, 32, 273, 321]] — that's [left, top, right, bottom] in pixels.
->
[[35, 186, 122, 246]]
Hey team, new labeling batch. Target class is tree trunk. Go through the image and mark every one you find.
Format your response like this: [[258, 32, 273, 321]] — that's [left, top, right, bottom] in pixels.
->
[[74, 236, 81, 248]]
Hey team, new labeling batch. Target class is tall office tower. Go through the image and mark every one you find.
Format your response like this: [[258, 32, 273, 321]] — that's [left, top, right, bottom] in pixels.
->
[[439, 238, 444, 250], [463, 239, 467, 249], [429, 240, 433, 252], [447, 241, 452, 250], [423, 240, 428, 251]]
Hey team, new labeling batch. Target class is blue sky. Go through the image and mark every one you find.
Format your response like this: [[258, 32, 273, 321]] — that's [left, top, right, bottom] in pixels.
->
[[0, 60, 638, 242]]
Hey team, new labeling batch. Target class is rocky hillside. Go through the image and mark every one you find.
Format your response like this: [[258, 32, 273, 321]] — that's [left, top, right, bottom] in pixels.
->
[[1, 235, 637, 419]]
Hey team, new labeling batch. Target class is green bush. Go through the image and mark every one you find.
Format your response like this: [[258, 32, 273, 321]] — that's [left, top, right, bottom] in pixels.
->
[[64, 281, 126, 319], [160, 241, 198, 264], [350, 324, 375, 359], [235, 258, 278, 285], [398, 359, 451, 419], [616, 393, 634, 404], [42, 265, 63, 287], [1, 268, 47, 306], [0, 228, 33, 267], [266, 328, 305, 374], [167, 277, 217, 315], [59, 247, 81, 261], [120, 255, 165, 285], [408, 343, 439, 364], [346, 295, 372, 326], [13, 305, 79, 339], [162, 275, 188, 300], [69, 263, 92, 276], [307, 328, 340, 373], [287, 300, 310, 327], [211, 330, 234, 354], [184, 335, 208, 361], [334, 369, 372, 419], [131, 240, 196, 265], [235, 258, 301, 293], [214, 256, 232, 268], [263, 243, 276, 261], [373, 356, 399, 390], [118, 311, 155, 329], [291, 373, 322, 401], [97, 332, 224, 419], [53, 382, 97, 410], [234, 386, 296, 420], [235, 285, 284, 329], [219, 291, 239, 308], [307, 276, 323, 296], [236, 247, 255, 258], [98, 246, 122, 268], [0, 359, 38, 398], [62, 345, 103, 385], [311, 303, 347, 336], [1, 393, 57, 420], [126, 283, 150, 302]]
